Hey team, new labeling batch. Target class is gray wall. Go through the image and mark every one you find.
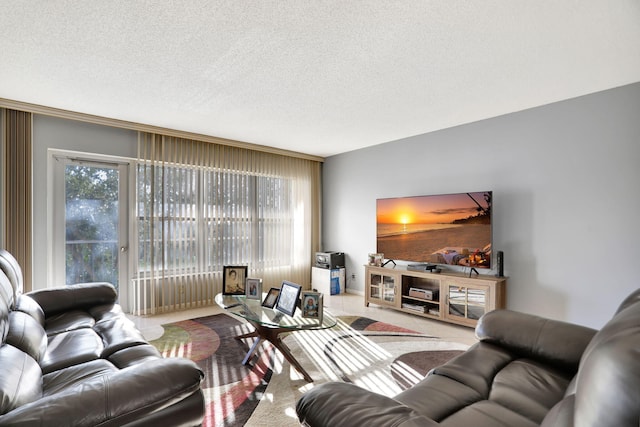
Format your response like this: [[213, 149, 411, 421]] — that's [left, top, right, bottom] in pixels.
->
[[322, 82, 640, 329], [32, 115, 137, 288]]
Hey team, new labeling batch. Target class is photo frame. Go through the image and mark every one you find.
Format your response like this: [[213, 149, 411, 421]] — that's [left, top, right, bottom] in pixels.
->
[[301, 291, 323, 321], [275, 280, 302, 316], [222, 265, 248, 295], [262, 287, 280, 308], [368, 253, 384, 266], [245, 278, 263, 300]]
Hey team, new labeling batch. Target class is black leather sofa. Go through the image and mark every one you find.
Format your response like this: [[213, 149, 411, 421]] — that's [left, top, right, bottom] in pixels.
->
[[297, 288, 640, 427], [0, 249, 205, 426]]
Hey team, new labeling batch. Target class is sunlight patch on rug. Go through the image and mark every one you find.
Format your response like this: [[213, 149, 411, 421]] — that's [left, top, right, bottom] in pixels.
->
[[247, 318, 468, 426], [284, 327, 468, 397]]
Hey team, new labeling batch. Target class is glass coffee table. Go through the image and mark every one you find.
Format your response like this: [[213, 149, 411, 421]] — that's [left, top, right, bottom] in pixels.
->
[[215, 293, 337, 382]]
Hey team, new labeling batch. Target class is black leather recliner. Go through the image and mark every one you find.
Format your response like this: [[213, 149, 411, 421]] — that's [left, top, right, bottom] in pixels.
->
[[0, 249, 205, 426], [297, 288, 640, 427]]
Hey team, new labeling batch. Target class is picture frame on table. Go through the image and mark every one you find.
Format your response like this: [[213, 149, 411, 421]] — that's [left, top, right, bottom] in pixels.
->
[[275, 280, 302, 316], [301, 291, 323, 321], [245, 278, 263, 300], [368, 253, 384, 267], [222, 265, 247, 295], [262, 288, 280, 308]]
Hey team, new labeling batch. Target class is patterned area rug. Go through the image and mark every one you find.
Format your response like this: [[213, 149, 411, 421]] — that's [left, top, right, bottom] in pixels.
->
[[150, 314, 468, 427]]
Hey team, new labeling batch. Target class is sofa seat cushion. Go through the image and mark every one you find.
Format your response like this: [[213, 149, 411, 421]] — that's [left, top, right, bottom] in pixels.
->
[[43, 359, 119, 396], [395, 342, 573, 425], [0, 358, 204, 426], [395, 374, 483, 421], [40, 315, 154, 374], [439, 400, 539, 427], [489, 358, 572, 423], [108, 344, 163, 369], [395, 342, 512, 420], [0, 344, 42, 415], [94, 317, 148, 358], [40, 329, 103, 374], [427, 342, 514, 395]]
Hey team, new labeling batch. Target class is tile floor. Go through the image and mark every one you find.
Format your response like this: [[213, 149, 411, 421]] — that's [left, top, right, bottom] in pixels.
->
[[128, 292, 477, 346]]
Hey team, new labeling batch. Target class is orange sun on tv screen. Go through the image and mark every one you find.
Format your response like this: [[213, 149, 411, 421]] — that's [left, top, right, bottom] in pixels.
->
[[378, 199, 447, 225]]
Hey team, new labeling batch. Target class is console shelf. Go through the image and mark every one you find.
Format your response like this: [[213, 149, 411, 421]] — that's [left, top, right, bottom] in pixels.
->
[[365, 265, 506, 328]]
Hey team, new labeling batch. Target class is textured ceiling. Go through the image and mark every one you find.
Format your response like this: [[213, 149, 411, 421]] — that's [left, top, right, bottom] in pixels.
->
[[1, 1, 639, 158]]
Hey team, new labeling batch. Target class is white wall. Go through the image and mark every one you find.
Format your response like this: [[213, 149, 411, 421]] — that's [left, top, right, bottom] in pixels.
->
[[322, 82, 640, 329], [32, 115, 137, 289]]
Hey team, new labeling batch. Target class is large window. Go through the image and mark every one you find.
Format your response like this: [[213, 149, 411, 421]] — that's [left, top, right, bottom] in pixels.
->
[[133, 132, 320, 315], [136, 165, 293, 274]]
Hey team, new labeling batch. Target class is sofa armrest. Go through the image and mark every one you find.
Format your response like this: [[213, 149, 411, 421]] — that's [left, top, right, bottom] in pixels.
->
[[26, 282, 117, 316], [0, 358, 204, 426], [296, 382, 438, 427], [476, 309, 597, 371]]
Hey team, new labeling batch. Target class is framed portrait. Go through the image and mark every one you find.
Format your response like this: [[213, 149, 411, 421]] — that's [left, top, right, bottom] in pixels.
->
[[245, 278, 263, 300], [275, 280, 302, 316], [222, 266, 247, 295], [368, 253, 384, 266], [262, 287, 280, 308], [301, 291, 323, 320]]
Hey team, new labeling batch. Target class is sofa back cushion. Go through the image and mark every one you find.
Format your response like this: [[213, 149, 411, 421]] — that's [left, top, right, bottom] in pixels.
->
[[0, 249, 23, 300], [28, 282, 117, 317], [476, 309, 596, 373], [6, 311, 48, 362], [572, 288, 640, 427], [0, 344, 42, 415], [1, 272, 13, 342], [14, 294, 45, 327]]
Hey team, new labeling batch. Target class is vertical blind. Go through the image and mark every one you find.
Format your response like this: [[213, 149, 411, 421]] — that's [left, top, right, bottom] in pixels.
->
[[1, 109, 32, 291], [133, 132, 321, 315]]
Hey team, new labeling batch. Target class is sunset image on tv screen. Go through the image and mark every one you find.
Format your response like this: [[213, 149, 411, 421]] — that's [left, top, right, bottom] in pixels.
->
[[376, 191, 492, 268]]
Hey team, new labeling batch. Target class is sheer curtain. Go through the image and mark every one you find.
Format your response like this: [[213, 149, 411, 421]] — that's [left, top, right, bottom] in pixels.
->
[[132, 132, 321, 315]]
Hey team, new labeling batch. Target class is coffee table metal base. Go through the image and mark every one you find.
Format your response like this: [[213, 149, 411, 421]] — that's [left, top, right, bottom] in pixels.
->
[[235, 321, 313, 382]]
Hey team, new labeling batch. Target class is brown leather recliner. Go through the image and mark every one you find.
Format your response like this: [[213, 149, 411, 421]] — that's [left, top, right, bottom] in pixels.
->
[[296, 288, 640, 427], [0, 249, 205, 426]]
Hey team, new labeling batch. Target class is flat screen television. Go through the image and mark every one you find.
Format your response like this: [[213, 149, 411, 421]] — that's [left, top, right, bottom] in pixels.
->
[[376, 191, 493, 269]]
